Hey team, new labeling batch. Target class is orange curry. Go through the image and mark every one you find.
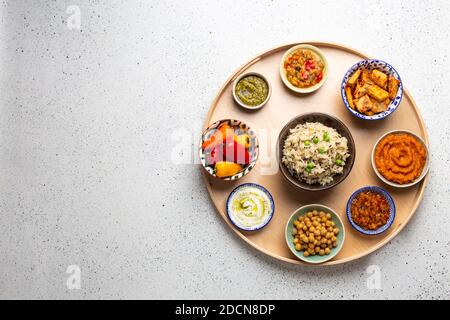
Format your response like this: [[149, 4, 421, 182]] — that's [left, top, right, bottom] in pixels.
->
[[374, 133, 427, 184]]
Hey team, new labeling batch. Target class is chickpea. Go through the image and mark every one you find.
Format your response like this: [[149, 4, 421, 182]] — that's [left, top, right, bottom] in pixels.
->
[[295, 244, 301, 251], [331, 236, 337, 242], [327, 239, 332, 245], [294, 221, 300, 228], [330, 222, 335, 227], [314, 240, 319, 246], [299, 223, 305, 229], [319, 211, 325, 218], [321, 243, 327, 248], [313, 221, 319, 227], [303, 251, 310, 257], [321, 217, 328, 223], [309, 226, 315, 233], [307, 248, 314, 254], [302, 225, 308, 231], [315, 246, 320, 253], [321, 238, 328, 244], [309, 236, 315, 243], [325, 248, 331, 255], [332, 242, 338, 248], [307, 212, 313, 218], [293, 238, 299, 244], [314, 230, 320, 236], [312, 210, 318, 216], [333, 228, 340, 235], [306, 222, 312, 228], [298, 216, 304, 222], [321, 229, 327, 236], [326, 232, 333, 239], [319, 249, 325, 256], [292, 228, 298, 235], [325, 221, 332, 227], [326, 213, 332, 220]]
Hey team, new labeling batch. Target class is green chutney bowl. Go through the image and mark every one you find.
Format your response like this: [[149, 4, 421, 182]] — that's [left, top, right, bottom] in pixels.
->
[[285, 204, 346, 264]]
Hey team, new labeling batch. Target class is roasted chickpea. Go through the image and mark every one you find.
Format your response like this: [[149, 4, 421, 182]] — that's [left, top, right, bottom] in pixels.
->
[[295, 243, 301, 251]]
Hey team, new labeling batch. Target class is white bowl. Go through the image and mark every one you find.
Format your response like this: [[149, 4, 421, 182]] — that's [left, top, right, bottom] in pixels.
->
[[371, 130, 429, 188], [232, 72, 272, 110], [279, 44, 328, 94]]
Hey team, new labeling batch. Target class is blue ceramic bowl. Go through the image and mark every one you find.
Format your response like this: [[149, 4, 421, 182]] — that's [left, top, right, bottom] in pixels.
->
[[226, 183, 275, 231], [346, 186, 396, 235], [341, 59, 403, 121]]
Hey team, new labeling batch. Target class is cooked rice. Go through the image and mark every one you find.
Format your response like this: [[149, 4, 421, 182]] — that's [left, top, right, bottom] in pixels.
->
[[282, 122, 349, 185]]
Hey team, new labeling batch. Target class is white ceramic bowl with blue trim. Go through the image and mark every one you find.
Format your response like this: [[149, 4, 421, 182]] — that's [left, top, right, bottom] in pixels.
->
[[341, 59, 403, 121], [346, 186, 396, 235], [226, 183, 275, 231]]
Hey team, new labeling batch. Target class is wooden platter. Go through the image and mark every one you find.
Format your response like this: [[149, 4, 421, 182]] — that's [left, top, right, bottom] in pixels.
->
[[202, 42, 429, 266]]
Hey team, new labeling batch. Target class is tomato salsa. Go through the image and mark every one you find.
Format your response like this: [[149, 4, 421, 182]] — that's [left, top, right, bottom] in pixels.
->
[[350, 191, 391, 231], [284, 49, 325, 88]]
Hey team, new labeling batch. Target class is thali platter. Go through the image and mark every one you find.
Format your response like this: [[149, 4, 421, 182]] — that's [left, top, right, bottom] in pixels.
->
[[201, 42, 429, 266]]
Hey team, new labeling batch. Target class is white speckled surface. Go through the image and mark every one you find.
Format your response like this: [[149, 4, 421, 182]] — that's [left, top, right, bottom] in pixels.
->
[[0, 0, 449, 299]]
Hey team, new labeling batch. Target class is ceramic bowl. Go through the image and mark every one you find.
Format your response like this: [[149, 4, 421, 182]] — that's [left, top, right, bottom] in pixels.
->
[[346, 186, 396, 235], [279, 44, 328, 94], [341, 59, 403, 120], [285, 204, 345, 264], [371, 130, 429, 188], [226, 183, 275, 231], [232, 72, 272, 110], [199, 119, 259, 180], [277, 113, 356, 191]]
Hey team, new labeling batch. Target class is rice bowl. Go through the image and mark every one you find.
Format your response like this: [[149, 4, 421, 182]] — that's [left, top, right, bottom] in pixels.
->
[[282, 122, 350, 186]]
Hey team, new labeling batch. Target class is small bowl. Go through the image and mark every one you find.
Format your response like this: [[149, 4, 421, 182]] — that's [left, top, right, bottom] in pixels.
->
[[371, 130, 429, 188], [232, 72, 272, 110], [279, 44, 328, 94], [341, 59, 403, 121], [346, 186, 396, 235], [199, 119, 259, 180], [285, 204, 345, 264], [277, 113, 356, 191], [226, 183, 275, 231]]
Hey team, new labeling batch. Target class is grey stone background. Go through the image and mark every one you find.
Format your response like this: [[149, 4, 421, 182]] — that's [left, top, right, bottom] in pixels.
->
[[0, 0, 449, 299]]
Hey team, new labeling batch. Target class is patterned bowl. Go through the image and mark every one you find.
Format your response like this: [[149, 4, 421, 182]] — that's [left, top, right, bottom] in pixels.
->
[[341, 59, 403, 121], [199, 119, 259, 180], [346, 186, 396, 235]]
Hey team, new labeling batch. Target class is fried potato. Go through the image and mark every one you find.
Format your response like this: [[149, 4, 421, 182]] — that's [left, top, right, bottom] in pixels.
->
[[371, 98, 390, 113], [370, 70, 388, 89], [388, 76, 400, 99], [368, 85, 389, 102], [361, 69, 371, 82], [345, 86, 355, 109], [347, 69, 362, 87], [354, 80, 368, 99], [355, 94, 374, 113]]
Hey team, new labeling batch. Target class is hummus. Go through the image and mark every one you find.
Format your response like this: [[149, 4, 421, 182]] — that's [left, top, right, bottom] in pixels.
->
[[227, 185, 273, 230], [374, 133, 427, 184]]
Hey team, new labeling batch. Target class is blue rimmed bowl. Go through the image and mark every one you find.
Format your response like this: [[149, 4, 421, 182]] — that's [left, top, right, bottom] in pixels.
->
[[226, 183, 275, 231], [346, 186, 396, 235], [341, 59, 403, 121]]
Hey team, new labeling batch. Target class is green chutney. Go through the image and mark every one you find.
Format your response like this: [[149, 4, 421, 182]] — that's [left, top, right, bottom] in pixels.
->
[[235, 75, 269, 106]]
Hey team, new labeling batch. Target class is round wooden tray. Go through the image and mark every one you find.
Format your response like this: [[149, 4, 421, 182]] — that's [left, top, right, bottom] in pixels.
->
[[202, 42, 429, 266]]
